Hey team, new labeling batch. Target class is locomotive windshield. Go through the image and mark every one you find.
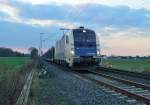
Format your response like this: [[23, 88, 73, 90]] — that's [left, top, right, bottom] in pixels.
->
[[73, 29, 96, 47]]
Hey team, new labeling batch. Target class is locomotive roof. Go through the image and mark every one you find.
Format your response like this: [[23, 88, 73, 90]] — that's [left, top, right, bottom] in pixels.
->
[[72, 28, 95, 34]]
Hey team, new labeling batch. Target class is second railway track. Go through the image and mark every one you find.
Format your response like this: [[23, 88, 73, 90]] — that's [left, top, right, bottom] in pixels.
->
[[74, 70, 150, 105], [97, 67, 150, 81], [89, 70, 150, 91]]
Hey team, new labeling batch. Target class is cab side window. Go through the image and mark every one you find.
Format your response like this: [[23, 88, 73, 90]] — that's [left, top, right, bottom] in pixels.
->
[[66, 36, 69, 44]]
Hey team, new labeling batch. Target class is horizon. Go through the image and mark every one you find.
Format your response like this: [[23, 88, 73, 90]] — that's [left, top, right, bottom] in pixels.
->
[[1, 47, 150, 57]]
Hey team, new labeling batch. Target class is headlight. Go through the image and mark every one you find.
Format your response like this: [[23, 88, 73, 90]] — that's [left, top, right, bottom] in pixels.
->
[[97, 51, 100, 55], [83, 30, 86, 33], [71, 50, 75, 55]]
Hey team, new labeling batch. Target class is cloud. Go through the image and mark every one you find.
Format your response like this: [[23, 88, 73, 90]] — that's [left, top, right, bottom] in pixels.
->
[[0, 1, 20, 21], [1, 1, 150, 28], [17, 0, 150, 10], [0, 1, 77, 28], [99, 27, 150, 56], [0, 0, 150, 56], [6, 3, 149, 29], [1, 16, 76, 28], [27, 19, 77, 28], [79, 5, 150, 28]]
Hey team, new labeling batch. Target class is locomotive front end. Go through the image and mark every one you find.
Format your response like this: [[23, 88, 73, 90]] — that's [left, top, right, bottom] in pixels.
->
[[72, 27, 101, 67]]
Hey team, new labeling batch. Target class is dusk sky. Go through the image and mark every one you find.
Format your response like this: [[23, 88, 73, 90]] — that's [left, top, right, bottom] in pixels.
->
[[0, 0, 150, 56]]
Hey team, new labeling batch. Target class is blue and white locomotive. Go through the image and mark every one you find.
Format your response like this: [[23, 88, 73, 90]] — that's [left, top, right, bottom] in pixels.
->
[[53, 26, 101, 68]]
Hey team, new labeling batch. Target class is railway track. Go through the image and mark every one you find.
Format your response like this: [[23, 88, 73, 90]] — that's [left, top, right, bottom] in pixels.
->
[[95, 67, 150, 87], [44, 60, 150, 104], [74, 70, 150, 105], [97, 67, 150, 80], [90, 70, 150, 91]]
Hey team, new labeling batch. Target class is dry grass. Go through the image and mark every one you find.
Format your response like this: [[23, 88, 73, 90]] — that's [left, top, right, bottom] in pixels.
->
[[0, 63, 34, 105]]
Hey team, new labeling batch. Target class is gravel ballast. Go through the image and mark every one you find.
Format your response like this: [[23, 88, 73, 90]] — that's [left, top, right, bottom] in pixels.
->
[[29, 62, 143, 105]]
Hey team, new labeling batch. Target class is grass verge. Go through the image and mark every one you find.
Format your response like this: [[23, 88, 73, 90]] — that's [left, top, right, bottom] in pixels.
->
[[0, 57, 33, 105], [102, 59, 150, 74]]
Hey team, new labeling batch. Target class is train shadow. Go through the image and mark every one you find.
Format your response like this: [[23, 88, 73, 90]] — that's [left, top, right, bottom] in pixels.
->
[[72, 70, 91, 74]]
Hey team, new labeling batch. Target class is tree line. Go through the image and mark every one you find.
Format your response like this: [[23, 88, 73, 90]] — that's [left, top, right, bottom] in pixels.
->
[[0, 47, 28, 57]]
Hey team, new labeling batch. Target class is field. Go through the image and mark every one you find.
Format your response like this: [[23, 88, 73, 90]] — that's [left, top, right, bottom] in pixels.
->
[[102, 58, 150, 73], [0, 57, 31, 79], [0, 57, 30, 70], [0, 57, 32, 105]]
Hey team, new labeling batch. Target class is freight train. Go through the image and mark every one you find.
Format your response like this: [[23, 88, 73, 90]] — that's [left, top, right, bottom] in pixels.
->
[[47, 26, 101, 69]]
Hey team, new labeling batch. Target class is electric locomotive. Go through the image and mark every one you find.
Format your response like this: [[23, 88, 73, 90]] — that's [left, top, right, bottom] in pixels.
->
[[54, 26, 101, 69]]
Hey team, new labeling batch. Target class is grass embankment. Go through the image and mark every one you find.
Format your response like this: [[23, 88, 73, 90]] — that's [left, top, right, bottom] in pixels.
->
[[0, 57, 33, 105], [102, 59, 150, 73]]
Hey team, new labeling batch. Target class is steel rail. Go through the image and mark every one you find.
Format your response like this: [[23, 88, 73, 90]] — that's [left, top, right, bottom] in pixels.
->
[[89, 70, 150, 91], [76, 72, 150, 105], [97, 67, 150, 80]]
